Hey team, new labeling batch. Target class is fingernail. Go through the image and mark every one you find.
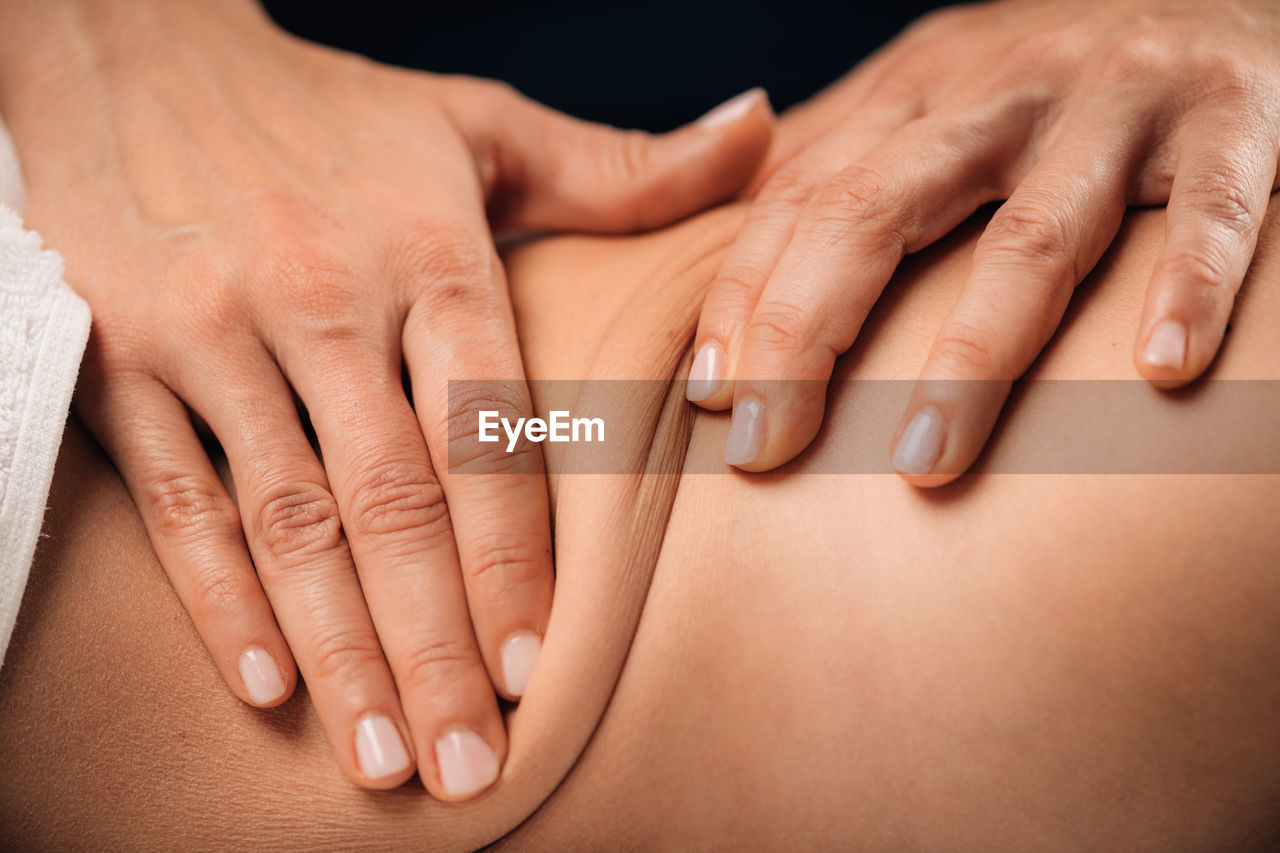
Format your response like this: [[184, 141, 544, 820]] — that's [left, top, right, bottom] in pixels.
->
[[355, 713, 412, 781], [687, 342, 726, 402], [435, 727, 500, 799], [724, 396, 766, 466], [1143, 319, 1188, 370], [500, 631, 541, 698], [238, 646, 286, 705], [696, 88, 765, 130], [892, 405, 946, 475]]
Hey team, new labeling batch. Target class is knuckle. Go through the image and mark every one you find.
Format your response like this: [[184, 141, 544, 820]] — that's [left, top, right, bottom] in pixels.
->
[[1183, 166, 1259, 237], [809, 164, 907, 251], [760, 160, 824, 209], [746, 300, 814, 354], [255, 483, 344, 559], [612, 127, 657, 186], [932, 322, 1000, 375], [445, 386, 543, 473], [308, 628, 388, 685], [185, 565, 249, 623], [1097, 33, 1175, 85], [1185, 47, 1261, 96], [398, 634, 478, 692], [397, 221, 491, 289], [145, 472, 237, 540], [816, 163, 892, 223], [1156, 246, 1232, 293], [979, 203, 1075, 278], [902, 4, 975, 41], [345, 460, 450, 541], [463, 530, 547, 589], [264, 251, 369, 344], [712, 264, 768, 306]]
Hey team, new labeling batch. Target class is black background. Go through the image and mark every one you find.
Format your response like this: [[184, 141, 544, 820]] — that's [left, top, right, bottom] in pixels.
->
[[261, 0, 946, 131]]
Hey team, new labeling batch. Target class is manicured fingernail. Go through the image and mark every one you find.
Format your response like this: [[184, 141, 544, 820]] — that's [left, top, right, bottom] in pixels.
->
[[687, 342, 726, 402], [696, 88, 765, 130], [892, 406, 946, 475], [500, 631, 541, 698], [435, 727, 500, 799], [355, 713, 411, 781], [724, 396, 766, 466], [1143, 319, 1188, 370], [238, 646, 286, 705]]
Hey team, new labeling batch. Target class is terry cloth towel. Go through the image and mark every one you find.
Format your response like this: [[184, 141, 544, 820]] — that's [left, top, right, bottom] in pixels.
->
[[0, 118, 91, 669]]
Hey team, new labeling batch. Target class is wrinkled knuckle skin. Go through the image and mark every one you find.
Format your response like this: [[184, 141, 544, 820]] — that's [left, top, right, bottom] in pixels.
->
[[262, 249, 370, 346], [398, 635, 479, 694], [146, 472, 238, 542], [712, 265, 768, 306], [255, 484, 345, 560], [932, 323, 999, 375], [346, 461, 451, 542], [1186, 167, 1259, 238], [980, 204, 1075, 278], [463, 530, 548, 589], [760, 161, 823, 209], [1183, 44, 1263, 98], [614, 128, 657, 186], [446, 388, 544, 474], [186, 565, 250, 625], [397, 223, 493, 292], [1156, 247, 1232, 293], [815, 164, 895, 230], [307, 628, 388, 685], [746, 301, 814, 357]]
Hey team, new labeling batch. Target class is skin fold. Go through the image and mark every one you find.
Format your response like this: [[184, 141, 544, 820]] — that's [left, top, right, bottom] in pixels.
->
[[0, 0, 772, 796], [3, 198, 1280, 850]]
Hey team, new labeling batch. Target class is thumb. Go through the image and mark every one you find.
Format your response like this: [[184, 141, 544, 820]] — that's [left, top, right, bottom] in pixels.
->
[[446, 81, 774, 233]]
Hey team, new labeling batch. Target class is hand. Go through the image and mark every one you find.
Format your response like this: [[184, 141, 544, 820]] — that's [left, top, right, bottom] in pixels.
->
[[0, 0, 772, 794], [687, 0, 1280, 483]]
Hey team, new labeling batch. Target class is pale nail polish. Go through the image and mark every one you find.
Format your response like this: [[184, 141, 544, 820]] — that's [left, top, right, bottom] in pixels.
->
[[687, 343, 726, 402], [355, 713, 411, 781], [1143, 319, 1188, 370], [696, 88, 764, 130], [892, 406, 946, 475], [435, 727, 500, 799], [724, 397, 766, 466], [500, 631, 541, 698], [238, 646, 286, 705]]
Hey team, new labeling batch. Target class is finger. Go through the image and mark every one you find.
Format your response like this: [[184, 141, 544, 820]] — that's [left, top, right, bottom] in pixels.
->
[[892, 109, 1146, 486], [182, 348, 417, 790], [1135, 102, 1280, 386], [723, 110, 1014, 471], [276, 312, 507, 803], [442, 78, 774, 233], [75, 372, 296, 709], [403, 247, 553, 706], [688, 93, 926, 411]]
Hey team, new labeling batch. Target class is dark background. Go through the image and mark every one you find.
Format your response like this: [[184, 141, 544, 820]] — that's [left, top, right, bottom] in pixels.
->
[[261, 0, 946, 131]]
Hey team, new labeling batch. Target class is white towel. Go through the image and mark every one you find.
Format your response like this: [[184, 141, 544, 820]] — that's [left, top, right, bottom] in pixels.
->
[[0, 119, 91, 669]]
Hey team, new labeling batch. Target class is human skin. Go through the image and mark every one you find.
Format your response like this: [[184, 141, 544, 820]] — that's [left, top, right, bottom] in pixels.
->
[[0, 0, 772, 796], [688, 0, 1280, 487], [3, 198, 1280, 850]]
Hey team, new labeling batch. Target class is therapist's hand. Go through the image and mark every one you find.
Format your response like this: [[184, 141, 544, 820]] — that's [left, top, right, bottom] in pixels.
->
[[687, 0, 1280, 483], [0, 0, 771, 794]]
